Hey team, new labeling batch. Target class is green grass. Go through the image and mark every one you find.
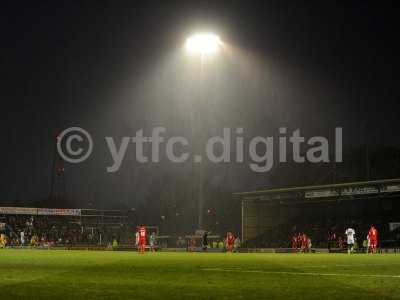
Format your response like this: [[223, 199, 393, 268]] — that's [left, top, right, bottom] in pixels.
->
[[1, 249, 400, 299]]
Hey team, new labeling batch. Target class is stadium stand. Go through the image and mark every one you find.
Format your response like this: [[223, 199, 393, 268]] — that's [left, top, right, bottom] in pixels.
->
[[236, 178, 400, 250], [0, 207, 135, 248]]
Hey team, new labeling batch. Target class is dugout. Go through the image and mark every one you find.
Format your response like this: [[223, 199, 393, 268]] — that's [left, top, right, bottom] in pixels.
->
[[235, 178, 400, 246]]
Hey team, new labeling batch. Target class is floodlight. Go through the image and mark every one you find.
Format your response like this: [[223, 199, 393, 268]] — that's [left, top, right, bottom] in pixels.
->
[[185, 33, 221, 55]]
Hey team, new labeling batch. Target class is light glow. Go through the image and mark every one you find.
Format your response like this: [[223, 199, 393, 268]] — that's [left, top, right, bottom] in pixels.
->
[[185, 33, 221, 55]]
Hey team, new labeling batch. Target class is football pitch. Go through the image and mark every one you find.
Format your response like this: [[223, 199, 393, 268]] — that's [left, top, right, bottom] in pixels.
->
[[1, 249, 400, 299]]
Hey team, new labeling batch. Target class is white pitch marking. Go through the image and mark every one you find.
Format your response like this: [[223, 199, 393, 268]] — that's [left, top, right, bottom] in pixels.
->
[[301, 263, 400, 268], [201, 268, 400, 279]]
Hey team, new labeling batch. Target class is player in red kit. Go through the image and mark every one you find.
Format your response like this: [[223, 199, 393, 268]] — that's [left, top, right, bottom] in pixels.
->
[[138, 226, 147, 254], [226, 232, 235, 253], [291, 234, 297, 252], [301, 233, 308, 252], [368, 225, 378, 254], [297, 233, 302, 250]]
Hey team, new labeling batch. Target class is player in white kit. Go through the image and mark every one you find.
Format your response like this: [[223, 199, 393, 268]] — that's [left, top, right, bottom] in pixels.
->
[[20, 231, 25, 247], [345, 227, 356, 254], [135, 230, 139, 248]]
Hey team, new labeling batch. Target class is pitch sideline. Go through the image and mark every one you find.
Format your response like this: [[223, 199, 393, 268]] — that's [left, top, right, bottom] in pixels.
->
[[201, 268, 400, 278]]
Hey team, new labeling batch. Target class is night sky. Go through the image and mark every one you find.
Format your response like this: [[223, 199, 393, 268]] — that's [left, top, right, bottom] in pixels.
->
[[2, 1, 400, 223]]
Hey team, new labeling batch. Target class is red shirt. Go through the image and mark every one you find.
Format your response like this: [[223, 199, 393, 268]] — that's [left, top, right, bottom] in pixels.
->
[[227, 234, 235, 245], [139, 227, 146, 240], [369, 228, 378, 241]]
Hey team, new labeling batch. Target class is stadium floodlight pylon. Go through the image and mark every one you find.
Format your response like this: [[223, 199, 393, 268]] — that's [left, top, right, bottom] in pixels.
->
[[49, 133, 66, 204]]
